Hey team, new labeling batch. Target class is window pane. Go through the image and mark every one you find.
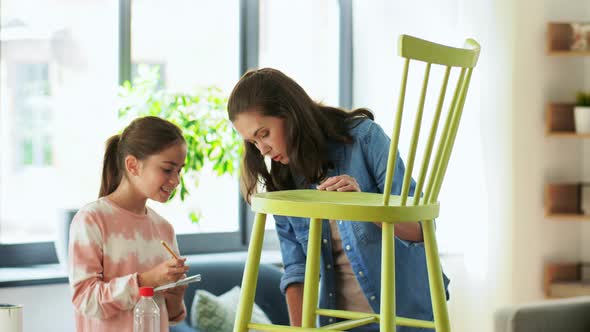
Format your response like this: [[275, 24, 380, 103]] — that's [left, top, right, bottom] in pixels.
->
[[259, 0, 340, 105], [0, 0, 119, 243], [258, 0, 340, 229], [14, 63, 51, 166], [131, 0, 240, 234]]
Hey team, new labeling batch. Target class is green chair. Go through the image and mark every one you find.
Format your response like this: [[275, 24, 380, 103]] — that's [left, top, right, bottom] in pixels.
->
[[233, 34, 481, 332]]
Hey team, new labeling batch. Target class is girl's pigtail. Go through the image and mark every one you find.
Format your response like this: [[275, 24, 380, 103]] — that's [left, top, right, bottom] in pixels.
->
[[99, 134, 121, 197]]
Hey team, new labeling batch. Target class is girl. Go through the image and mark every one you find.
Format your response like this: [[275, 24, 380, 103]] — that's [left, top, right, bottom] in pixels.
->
[[228, 68, 449, 332], [69, 116, 189, 331]]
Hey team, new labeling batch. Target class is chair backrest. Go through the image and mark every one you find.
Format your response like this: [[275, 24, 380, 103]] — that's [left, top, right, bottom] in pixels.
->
[[382, 35, 481, 208]]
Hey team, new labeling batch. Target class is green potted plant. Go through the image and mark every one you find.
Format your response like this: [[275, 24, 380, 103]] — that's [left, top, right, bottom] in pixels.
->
[[574, 91, 590, 134], [117, 65, 242, 222]]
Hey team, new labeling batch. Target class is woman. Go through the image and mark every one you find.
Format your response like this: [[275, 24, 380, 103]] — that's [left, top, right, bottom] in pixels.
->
[[228, 68, 449, 332]]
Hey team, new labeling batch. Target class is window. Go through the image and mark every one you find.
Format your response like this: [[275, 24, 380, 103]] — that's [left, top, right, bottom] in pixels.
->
[[131, 63, 166, 90], [259, 0, 340, 105], [14, 63, 52, 167], [258, 0, 341, 230], [0, 0, 119, 244], [0, 0, 352, 266], [130, 0, 240, 235]]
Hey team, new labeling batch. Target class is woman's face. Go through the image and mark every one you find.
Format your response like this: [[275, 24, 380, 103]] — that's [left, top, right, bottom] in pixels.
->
[[232, 110, 289, 164]]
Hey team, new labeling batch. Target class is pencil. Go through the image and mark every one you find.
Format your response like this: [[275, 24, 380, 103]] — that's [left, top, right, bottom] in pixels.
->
[[160, 240, 180, 260]]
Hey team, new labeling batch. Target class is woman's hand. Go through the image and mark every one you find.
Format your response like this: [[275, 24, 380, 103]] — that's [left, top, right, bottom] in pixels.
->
[[316, 175, 361, 192], [138, 258, 189, 288], [317, 174, 423, 241]]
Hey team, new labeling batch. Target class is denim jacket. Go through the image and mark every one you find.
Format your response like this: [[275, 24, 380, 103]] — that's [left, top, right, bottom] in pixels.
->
[[274, 118, 450, 332]]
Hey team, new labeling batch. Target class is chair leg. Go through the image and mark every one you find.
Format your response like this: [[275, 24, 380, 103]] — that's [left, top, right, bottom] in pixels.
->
[[301, 218, 322, 328], [380, 222, 396, 332], [234, 213, 267, 332], [422, 219, 451, 332]]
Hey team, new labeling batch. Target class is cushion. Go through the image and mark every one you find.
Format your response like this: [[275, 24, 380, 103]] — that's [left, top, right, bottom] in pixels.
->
[[190, 286, 272, 332]]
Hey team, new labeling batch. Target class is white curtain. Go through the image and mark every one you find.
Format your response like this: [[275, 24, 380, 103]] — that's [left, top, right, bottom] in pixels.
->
[[353, 1, 515, 331]]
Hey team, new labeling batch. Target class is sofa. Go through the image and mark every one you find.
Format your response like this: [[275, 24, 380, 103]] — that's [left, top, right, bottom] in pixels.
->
[[494, 296, 590, 332], [170, 255, 290, 332]]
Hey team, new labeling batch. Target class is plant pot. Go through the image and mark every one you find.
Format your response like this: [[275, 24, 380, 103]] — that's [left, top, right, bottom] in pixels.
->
[[55, 208, 78, 271], [574, 106, 590, 134]]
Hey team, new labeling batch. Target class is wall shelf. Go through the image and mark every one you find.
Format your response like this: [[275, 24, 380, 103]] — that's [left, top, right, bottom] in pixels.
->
[[545, 213, 590, 221], [548, 51, 590, 56], [544, 183, 590, 219], [544, 262, 590, 298], [545, 102, 590, 137], [546, 132, 590, 138], [546, 103, 575, 135]]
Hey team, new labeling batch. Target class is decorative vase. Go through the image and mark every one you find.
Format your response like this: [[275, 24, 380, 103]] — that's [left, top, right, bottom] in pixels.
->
[[570, 23, 590, 51], [55, 208, 78, 271], [574, 106, 590, 134]]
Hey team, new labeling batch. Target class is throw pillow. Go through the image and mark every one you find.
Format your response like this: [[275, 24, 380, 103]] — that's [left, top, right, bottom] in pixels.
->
[[190, 286, 272, 332]]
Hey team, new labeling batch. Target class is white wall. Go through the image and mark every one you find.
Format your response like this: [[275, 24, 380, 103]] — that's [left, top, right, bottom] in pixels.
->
[[512, 0, 587, 303], [0, 283, 75, 332]]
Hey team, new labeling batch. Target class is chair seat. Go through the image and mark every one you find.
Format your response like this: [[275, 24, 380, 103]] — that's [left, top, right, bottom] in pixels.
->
[[251, 189, 439, 223]]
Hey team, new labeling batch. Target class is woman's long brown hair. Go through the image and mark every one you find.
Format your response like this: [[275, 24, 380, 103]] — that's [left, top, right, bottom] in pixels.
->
[[99, 116, 185, 197], [227, 68, 373, 202]]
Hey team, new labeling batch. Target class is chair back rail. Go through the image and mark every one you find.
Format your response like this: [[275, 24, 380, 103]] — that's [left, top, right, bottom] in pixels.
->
[[382, 35, 481, 208]]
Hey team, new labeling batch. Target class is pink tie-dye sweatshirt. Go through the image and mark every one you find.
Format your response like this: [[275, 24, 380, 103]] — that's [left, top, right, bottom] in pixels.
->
[[68, 197, 186, 331]]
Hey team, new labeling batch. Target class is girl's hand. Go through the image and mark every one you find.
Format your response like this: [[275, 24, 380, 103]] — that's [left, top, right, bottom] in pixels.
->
[[316, 175, 361, 192], [164, 272, 189, 299], [164, 275, 188, 321], [139, 258, 189, 288], [165, 282, 189, 300]]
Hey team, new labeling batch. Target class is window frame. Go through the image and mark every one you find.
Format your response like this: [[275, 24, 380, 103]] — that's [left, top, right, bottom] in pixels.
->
[[0, 0, 353, 267]]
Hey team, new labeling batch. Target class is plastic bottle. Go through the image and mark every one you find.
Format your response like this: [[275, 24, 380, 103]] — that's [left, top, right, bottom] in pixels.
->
[[134, 287, 160, 332]]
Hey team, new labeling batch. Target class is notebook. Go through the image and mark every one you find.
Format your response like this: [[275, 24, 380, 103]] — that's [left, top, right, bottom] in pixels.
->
[[154, 274, 201, 292]]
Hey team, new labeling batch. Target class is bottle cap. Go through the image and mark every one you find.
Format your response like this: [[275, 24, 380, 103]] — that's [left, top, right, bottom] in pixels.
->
[[139, 287, 154, 297]]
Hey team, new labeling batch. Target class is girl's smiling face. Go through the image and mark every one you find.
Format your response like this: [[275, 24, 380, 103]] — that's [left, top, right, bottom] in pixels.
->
[[130, 142, 187, 202], [232, 110, 289, 164]]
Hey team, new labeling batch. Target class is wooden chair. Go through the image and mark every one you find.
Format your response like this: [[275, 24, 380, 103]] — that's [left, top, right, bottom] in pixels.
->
[[233, 34, 481, 332]]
